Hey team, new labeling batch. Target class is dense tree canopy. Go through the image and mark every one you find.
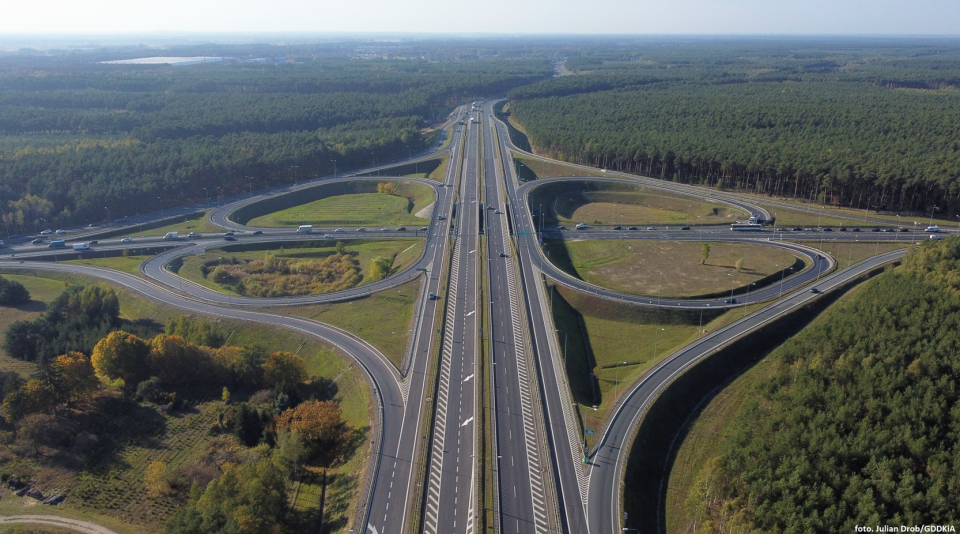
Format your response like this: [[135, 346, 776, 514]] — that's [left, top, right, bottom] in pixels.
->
[[508, 42, 960, 216], [686, 237, 960, 533], [0, 56, 550, 231]]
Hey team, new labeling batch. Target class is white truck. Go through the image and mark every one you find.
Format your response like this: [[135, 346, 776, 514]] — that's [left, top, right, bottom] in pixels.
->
[[72, 243, 90, 251], [925, 225, 941, 233], [163, 232, 179, 240], [297, 225, 313, 234]]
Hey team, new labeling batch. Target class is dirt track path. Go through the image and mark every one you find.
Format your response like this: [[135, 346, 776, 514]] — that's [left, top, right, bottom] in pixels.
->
[[0, 515, 119, 534]]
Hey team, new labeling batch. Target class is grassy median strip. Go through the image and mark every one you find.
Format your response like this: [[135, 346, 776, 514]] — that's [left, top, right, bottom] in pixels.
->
[[360, 155, 450, 182], [108, 210, 222, 239]]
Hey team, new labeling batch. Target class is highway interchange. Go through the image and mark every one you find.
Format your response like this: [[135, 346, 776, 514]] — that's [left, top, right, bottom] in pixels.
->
[[0, 99, 936, 534]]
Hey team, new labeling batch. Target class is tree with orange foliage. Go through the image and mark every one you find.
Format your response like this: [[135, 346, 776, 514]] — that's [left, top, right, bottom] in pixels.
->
[[91, 330, 151, 388], [51, 351, 98, 403], [275, 400, 342, 450]]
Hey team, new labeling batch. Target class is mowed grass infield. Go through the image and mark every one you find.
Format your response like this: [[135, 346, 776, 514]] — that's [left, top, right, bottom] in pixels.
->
[[547, 239, 803, 298], [248, 182, 434, 228]]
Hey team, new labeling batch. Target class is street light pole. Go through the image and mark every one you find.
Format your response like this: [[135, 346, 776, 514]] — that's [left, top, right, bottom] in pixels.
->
[[290, 165, 298, 185], [331, 159, 337, 180], [157, 197, 164, 218], [203, 187, 209, 208], [779, 266, 793, 297], [246, 176, 253, 197], [614, 361, 627, 403], [929, 205, 938, 227]]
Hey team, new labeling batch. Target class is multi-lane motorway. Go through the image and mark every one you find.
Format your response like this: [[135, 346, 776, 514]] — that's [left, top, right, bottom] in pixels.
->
[[0, 97, 927, 534]]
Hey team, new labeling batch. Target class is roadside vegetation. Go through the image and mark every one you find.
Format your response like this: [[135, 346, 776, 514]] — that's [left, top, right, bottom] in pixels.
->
[[178, 239, 424, 296], [545, 239, 802, 298], [247, 181, 433, 228], [510, 154, 607, 181], [675, 237, 960, 533], [790, 240, 908, 270], [0, 270, 373, 533], [109, 211, 222, 239]]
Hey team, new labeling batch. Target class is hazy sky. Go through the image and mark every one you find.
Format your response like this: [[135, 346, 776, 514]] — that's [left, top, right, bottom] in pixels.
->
[[2, 0, 958, 35]]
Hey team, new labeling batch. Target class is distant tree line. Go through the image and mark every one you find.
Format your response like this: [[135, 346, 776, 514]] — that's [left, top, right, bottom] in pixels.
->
[[0, 58, 551, 232], [507, 42, 960, 217]]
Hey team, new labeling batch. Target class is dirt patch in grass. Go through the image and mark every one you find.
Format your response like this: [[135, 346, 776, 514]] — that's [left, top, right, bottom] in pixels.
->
[[178, 239, 424, 296], [549, 239, 803, 298]]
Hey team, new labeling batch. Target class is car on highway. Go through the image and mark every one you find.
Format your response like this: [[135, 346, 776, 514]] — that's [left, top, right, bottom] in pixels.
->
[[494, 210, 502, 214], [576, 223, 588, 230], [89, 240, 99, 245], [851, 227, 861, 232], [810, 287, 820, 293], [930, 235, 942, 240], [556, 226, 567, 230], [380, 228, 390, 232], [397, 227, 406, 231], [48, 240, 66, 248], [419, 227, 428, 231], [646, 226, 658, 230], [253, 230, 263, 235], [188, 232, 201, 238], [823, 227, 833, 232], [428, 292, 437, 300], [628, 226, 638, 230], [871, 227, 881, 232], [805, 227, 818, 232], [681, 226, 691, 230], [224, 235, 236, 241], [499, 252, 508, 257], [724, 298, 738, 304], [775, 228, 787, 232], [31, 238, 43, 244], [41, 229, 53, 235], [899, 228, 909, 232], [839, 227, 847, 231], [613, 225, 622, 230], [55, 229, 66, 234], [223, 232, 234, 237], [335, 228, 344, 232], [323, 234, 334, 239], [357, 227, 367, 232], [120, 237, 133, 243], [437, 215, 446, 220], [792, 226, 803, 231], [87, 223, 97, 227], [883, 228, 895, 233]]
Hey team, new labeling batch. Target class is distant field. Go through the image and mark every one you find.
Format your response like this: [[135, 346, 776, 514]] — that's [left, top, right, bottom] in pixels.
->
[[548, 239, 802, 298], [248, 182, 433, 228]]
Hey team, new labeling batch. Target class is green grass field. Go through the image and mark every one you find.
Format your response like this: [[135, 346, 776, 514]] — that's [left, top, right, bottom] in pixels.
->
[[663, 280, 873, 534], [558, 191, 743, 227], [512, 154, 608, 180], [109, 211, 223, 239], [274, 278, 422, 371], [248, 182, 433, 228], [176, 239, 424, 296], [65, 254, 151, 277], [0, 269, 372, 533], [547, 239, 802, 298]]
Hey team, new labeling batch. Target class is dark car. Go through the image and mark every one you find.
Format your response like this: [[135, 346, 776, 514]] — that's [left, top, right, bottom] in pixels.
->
[[613, 226, 622, 230], [810, 288, 820, 294], [223, 231, 235, 237], [724, 298, 738, 304], [253, 230, 263, 235], [223, 235, 236, 241], [499, 252, 507, 257], [681, 225, 691, 230], [883, 228, 895, 233], [31, 238, 43, 244], [792, 226, 803, 231], [851, 227, 862, 232], [822, 227, 833, 232], [871, 227, 881, 232], [839, 227, 847, 231], [397, 227, 407, 231], [899, 228, 909, 232], [556, 226, 567, 230], [628, 226, 638, 230], [89, 240, 99, 245]]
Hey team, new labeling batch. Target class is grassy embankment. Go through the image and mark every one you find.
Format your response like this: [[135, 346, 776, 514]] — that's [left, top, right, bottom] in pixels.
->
[[109, 211, 223, 239], [511, 154, 608, 181], [176, 239, 424, 296], [787, 240, 909, 270], [548, 283, 771, 450], [550, 239, 801, 298], [359, 156, 449, 183], [662, 279, 874, 534], [0, 270, 396, 532], [248, 182, 433, 228]]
